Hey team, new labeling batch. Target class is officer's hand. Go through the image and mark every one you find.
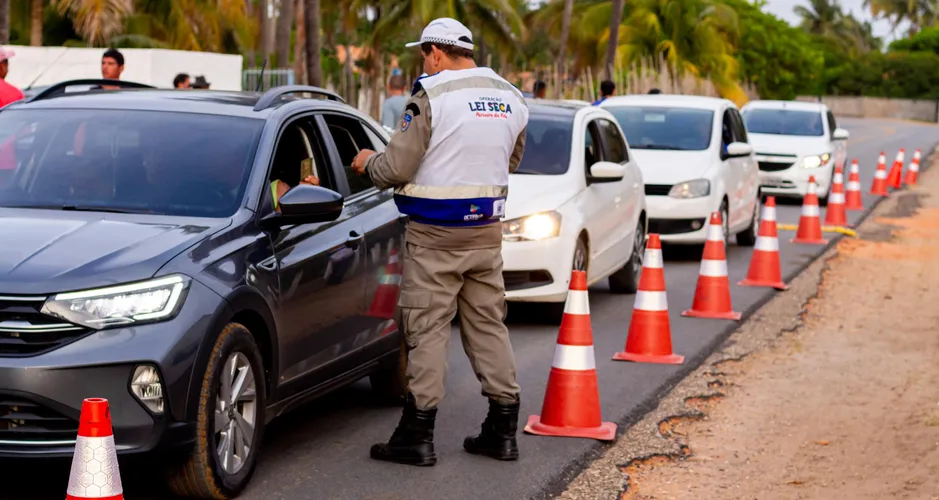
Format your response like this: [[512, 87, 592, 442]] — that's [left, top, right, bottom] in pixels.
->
[[300, 175, 320, 186], [352, 149, 376, 175]]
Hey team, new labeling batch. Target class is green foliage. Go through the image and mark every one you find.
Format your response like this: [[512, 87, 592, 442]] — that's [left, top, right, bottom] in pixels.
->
[[888, 26, 939, 53]]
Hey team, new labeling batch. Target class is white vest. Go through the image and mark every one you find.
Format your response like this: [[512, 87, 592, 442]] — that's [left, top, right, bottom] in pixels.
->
[[393, 67, 529, 226]]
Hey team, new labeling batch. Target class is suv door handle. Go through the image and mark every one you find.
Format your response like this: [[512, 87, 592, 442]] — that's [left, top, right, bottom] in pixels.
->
[[346, 230, 364, 248]]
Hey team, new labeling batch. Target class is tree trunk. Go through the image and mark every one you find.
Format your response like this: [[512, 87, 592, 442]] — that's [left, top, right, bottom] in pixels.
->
[[0, 0, 10, 44], [275, 0, 294, 68], [260, 0, 274, 64], [605, 0, 625, 81], [556, 0, 574, 98], [304, 0, 323, 87], [293, 0, 306, 84], [344, 43, 355, 106], [29, 0, 43, 46]]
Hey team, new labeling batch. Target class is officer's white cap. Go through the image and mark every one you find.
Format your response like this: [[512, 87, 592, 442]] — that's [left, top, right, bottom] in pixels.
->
[[405, 18, 475, 51]]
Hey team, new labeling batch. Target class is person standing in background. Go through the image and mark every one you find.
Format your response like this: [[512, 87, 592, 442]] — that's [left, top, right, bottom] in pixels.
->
[[0, 48, 23, 107], [173, 73, 191, 89], [533, 80, 546, 99], [101, 49, 125, 81], [381, 71, 408, 130], [592, 80, 615, 105], [191, 76, 211, 89]]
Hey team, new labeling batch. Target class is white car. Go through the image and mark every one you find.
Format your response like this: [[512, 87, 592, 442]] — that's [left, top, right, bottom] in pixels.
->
[[741, 100, 849, 202], [502, 100, 647, 305], [600, 95, 761, 246]]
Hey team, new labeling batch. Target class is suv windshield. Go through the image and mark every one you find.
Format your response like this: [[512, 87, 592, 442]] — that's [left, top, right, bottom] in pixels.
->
[[514, 114, 573, 175], [0, 109, 264, 217], [742, 108, 824, 137], [606, 106, 714, 151]]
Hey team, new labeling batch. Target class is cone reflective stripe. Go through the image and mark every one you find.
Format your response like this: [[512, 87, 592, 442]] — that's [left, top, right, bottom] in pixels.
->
[[739, 196, 788, 290], [613, 234, 684, 364], [682, 212, 740, 320], [905, 148, 921, 186], [525, 270, 616, 441], [367, 248, 402, 330], [870, 152, 889, 196], [792, 176, 828, 245], [824, 166, 849, 227], [66, 399, 124, 500], [845, 159, 864, 210], [887, 149, 905, 189]]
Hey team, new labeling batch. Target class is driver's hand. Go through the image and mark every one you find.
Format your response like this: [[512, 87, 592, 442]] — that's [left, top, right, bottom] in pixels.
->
[[352, 149, 376, 175], [300, 175, 320, 186]]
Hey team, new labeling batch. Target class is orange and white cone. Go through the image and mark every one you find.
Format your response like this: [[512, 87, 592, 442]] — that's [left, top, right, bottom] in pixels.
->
[[792, 176, 828, 245], [66, 398, 124, 500], [904, 148, 921, 186], [824, 165, 848, 227], [613, 234, 684, 364], [887, 148, 905, 189], [681, 212, 740, 320], [368, 248, 402, 336], [525, 270, 616, 441], [870, 152, 889, 196], [739, 196, 788, 290], [845, 159, 864, 211]]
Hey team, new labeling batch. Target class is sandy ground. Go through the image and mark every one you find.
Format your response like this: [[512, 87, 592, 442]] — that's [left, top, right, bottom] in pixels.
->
[[560, 153, 939, 500]]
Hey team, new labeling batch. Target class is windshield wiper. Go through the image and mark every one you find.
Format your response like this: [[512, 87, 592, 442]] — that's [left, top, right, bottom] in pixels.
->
[[637, 145, 689, 151], [511, 170, 547, 175], [60, 205, 153, 214]]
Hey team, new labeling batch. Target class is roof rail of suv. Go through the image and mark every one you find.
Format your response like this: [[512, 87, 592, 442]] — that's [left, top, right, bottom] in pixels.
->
[[26, 79, 157, 103], [253, 85, 345, 111]]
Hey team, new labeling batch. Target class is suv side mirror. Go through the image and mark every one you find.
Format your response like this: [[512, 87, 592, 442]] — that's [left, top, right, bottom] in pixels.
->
[[587, 161, 626, 183], [832, 128, 849, 140], [725, 142, 753, 158], [261, 185, 344, 228]]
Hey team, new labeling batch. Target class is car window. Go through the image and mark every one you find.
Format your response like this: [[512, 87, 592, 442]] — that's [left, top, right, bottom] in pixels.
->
[[269, 119, 333, 192], [514, 114, 573, 175], [0, 109, 263, 217], [742, 108, 825, 137], [730, 109, 748, 143], [585, 121, 602, 172], [606, 106, 714, 151], [363, 124, 387, 154], [322, 114, 376, 196], [826, 111, 837, 138], [721, 110, 734, 150], [597, 119, 628, 164]]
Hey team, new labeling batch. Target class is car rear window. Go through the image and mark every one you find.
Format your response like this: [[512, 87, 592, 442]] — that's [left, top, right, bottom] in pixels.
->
[[605, 106, 715, 151], [0, 109, 264, 217], [514, 115, 573, 175], [742, 108, 825, 137]]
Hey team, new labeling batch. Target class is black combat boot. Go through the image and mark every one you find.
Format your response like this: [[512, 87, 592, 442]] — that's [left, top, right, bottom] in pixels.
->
[[370, 394, 437, 466], [463, 398, 520, 461]]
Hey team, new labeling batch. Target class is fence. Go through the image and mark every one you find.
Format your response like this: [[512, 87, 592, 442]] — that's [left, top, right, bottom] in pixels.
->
[[242, 68, 295, 92], [797, 96, 939, 123]]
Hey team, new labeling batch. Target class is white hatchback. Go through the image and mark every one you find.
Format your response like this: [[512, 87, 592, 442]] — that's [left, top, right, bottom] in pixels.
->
[[601, 95, 762, 246], [741, 100, 849, 202], [502, 100, 647, 304]]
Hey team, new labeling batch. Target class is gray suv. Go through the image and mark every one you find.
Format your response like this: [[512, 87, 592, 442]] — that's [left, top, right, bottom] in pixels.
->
[[0, 80, 408, 498]]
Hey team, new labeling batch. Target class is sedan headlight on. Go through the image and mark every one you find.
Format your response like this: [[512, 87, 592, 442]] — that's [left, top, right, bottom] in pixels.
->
[[41, 275, 190, 329], [802, 153, 831, 169], [669, 179, 711, 199], [503, 211, 562, 241]]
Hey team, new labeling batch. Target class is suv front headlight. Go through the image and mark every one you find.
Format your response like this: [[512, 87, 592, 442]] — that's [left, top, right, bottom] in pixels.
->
[[41, 275, 191, 329], [669, 179, 711, 199], [502, 211, 562, 241], [802, 153, 831, 169]]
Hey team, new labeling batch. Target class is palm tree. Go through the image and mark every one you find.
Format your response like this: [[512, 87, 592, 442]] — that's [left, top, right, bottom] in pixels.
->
[[794, 0, 846, 37], [604, 0, 624, 80], [30, 0, 43, 46], [557, 0, 574, 96], [865, 0, 935, 34], [0, 0, 9, 44], [274, 0, 294, 67], [304, 0, 323, 86], [52, 0, 132, 46], [117, 0, 253, 52]]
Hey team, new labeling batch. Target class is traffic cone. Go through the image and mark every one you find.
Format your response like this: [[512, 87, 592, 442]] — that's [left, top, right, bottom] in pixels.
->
[[524, 270, 616, 441], [66, 398, 124, 500], [870, 152, 889, 196], [681, 212, 740, 320], [367, 249, 402, 320], [904, 148, 921, 186], [886, 148, 905, 189], [824, 165, 848, 227], [845, 159, 864, 211], [739, 196, 788, 290], [792, 176, 828, 245], [613, 234, 684, 364]]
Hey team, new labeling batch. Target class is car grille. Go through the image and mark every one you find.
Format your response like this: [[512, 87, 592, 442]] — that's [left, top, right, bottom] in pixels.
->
[[0, 296, 89, 357], [758, 161, 794, 172], [644, 184, 672, 196], [0, 396, 78, 446], [504, 270, 554, 291]]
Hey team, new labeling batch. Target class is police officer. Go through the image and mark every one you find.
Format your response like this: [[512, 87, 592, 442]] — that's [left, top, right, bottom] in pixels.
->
[[351, 17, 529, 467]]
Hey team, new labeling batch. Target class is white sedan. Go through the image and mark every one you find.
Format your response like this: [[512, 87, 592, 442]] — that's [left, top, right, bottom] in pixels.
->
[[741, 100, 849, 202], [601, 95, 761, 246], [502, 100, 647, 306]]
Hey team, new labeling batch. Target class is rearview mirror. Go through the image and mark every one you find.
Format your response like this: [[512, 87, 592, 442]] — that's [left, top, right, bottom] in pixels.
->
[[832, 128, 849, 140], [725, 142, 753, 157], [261, 185, 344, 228], [588, 161, 626, 183]]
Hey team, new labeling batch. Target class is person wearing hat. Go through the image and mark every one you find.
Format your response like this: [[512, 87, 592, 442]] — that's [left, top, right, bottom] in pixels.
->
[[192, 76, 211, 89], [0, 48, 23, 107], [351, 17, 529, 467]]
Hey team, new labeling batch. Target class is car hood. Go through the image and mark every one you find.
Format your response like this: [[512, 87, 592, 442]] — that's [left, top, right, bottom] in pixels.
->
[[504, 174, 577, 220], [0, 209, 229, 294], [629, 149, 716, 185], [747, 133, 831, 156]]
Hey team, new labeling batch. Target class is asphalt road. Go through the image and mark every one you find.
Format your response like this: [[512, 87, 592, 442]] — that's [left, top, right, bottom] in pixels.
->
[[4, 117, 938, 500]]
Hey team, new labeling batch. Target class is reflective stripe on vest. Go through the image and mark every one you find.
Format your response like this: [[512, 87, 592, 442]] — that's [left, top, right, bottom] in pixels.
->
[[271, 180, 279, 210]]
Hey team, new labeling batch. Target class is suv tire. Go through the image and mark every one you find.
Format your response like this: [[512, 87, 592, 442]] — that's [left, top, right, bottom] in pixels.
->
[[609, 219, 646, 293], [167, 323, 267, 499]]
